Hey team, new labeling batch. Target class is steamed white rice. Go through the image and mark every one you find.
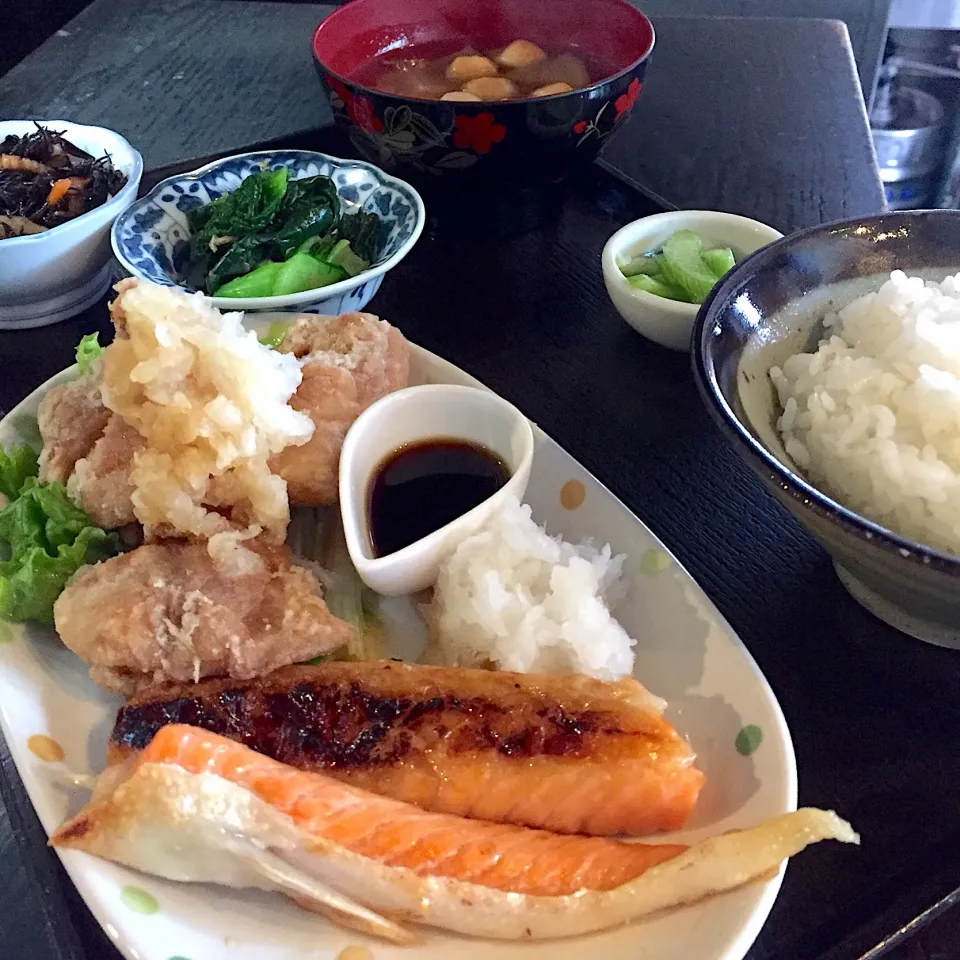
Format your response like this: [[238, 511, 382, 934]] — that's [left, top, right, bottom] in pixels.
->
[[422, 496, 636, 680], [770, 269, 960, 554]]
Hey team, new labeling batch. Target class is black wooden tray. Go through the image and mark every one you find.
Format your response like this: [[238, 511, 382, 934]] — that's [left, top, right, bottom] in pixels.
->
[[0, 139, 957, 960]]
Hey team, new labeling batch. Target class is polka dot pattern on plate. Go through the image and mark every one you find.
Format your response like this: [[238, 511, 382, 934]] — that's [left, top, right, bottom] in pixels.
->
[[121, 885, 160, 915], [735, 724, 763, 756], [560, 479, 586, 510], [337, 948, 374, 960], [27, 734, 64, 762], [640, 548, 671, 576]]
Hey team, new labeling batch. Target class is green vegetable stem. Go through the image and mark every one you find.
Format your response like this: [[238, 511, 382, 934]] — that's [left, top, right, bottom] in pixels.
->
[[628, 274, 695, 302], [701, 247, 736, 278], [326, 238, 369, 278], [214, 261, 284, 298], [617, 253, 663, 279], [295, 235, 336, 261], [272, 253, 346, 297], [618, 230, 739, 304]]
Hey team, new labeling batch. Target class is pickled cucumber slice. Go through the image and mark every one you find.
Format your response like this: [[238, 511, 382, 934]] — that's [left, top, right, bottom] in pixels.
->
[[618, 252, 663, 278], [627, 274, 694, 302], [702, 246, 736, 278], [660, 230, 720, 303]]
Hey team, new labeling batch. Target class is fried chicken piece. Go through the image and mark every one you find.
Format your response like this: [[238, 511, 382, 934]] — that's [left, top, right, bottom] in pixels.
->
[[269, 312, 410, 505], [37, 383, 141, 531], [38, 304, 408, 529], [53, 540, 351, 695], [36, 375, 111, 485], [108, 276, 137, 338], [67, 414, 142, 529]]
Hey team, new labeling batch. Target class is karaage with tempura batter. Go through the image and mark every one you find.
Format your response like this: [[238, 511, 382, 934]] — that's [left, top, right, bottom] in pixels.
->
[[54, 540, 350, 695], [269, 312, 410, 505]]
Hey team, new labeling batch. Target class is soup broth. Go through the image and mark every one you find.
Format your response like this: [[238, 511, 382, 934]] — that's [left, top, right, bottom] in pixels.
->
[[350, 39, 604, 102]]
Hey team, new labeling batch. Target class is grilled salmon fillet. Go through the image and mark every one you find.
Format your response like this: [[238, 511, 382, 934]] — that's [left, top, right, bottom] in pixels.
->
[[53, 724, 857, 943], [109, 660, 704, 835]]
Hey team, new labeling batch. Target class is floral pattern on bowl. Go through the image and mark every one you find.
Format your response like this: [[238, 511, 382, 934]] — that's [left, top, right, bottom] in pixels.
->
[[310, 0, 655, 192], [327, 81, 515, 175], [319, 68, 647, 184], [111, 150, 424, 313], [574, 78, 643, 145]]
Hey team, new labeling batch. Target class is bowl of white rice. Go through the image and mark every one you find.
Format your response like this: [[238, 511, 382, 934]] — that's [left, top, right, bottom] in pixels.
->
[[692, 210, 960, 649]]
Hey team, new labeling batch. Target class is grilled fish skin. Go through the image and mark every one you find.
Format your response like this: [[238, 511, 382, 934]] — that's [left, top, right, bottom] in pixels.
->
[[53, 724, 858, 944], [109, 660, 704, 836]]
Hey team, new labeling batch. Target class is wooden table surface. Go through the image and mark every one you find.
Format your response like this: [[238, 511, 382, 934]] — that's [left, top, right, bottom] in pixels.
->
[[6, 4, 949, 960], [0, 0, 334, 169], [0, 0, 884, 232]]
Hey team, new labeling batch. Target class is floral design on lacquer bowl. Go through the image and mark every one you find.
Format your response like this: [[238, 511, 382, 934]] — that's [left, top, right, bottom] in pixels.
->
[[325, 78, 513, 175], [318, 67, 649, 186], [311, 0, 654, 188]]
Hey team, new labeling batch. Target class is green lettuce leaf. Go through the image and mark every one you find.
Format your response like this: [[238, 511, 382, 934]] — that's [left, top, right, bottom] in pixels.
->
[[0, 444, 39, 500], [36, 479, 97, 549], [75, 333, 104, 375], [0, 527, 114, 623], [0, 480, 117, 623]]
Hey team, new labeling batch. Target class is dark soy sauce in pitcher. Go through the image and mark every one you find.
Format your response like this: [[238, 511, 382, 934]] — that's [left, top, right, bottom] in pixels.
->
[[368, 438, 510, 557]]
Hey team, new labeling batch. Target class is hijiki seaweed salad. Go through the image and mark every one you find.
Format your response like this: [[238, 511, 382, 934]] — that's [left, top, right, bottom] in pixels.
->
[[184, 166, 382, 298], [0, 124, 127, 240]]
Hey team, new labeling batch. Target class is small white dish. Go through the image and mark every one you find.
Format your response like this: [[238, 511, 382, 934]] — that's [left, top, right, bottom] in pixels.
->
[[0, 119, 143, 330], [339, 384, 535, 595], [601, 210, 783, 352]]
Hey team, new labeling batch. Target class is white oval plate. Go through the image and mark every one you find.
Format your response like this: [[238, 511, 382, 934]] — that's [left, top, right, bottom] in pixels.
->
[[0, 340, 796, 960]]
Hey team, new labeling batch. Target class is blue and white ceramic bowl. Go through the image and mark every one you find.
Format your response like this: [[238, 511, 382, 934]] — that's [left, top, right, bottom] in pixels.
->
[[111, 150, 425, 314]]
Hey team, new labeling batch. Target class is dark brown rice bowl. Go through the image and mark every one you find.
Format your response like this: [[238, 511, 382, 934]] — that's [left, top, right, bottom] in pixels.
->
[[693, 210, 960, 648]]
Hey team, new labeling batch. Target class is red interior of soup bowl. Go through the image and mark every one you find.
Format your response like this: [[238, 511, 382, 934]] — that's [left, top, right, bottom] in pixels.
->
[[312, 0, 654, 87]]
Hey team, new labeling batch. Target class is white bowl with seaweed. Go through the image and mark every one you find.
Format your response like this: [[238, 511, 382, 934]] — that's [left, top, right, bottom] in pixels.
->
[[0, 119, 143, 330], [111, 150, 425, 314]]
